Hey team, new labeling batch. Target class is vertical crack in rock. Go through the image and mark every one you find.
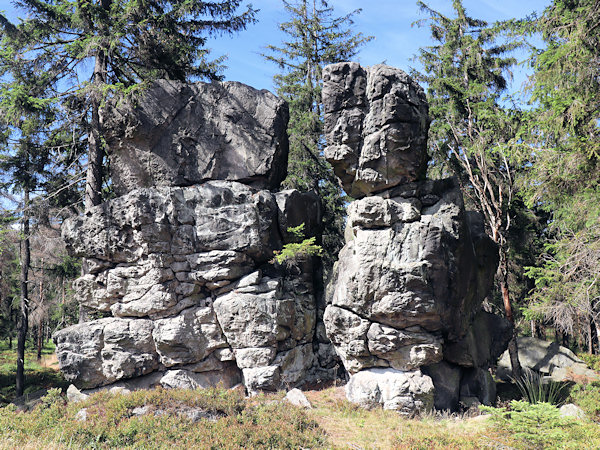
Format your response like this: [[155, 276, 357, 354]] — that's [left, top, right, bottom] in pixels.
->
[[54, 80, 324, 395], [322, 62, 511, 415], [54, 66, 513, 414]]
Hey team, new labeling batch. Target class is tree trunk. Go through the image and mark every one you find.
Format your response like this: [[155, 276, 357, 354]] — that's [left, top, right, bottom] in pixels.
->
[[36, 323, 43, 361], [84, 0, 111, 210], [16, 189, 30, 397], [499, 253, 522, 380]]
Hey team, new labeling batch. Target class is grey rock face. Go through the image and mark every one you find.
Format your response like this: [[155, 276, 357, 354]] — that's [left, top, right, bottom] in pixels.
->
[[56, 178, 323, 392], [345, 368, 434, 416], [497, 336, 599, 382], [324, 179, 499, 412], [323, 63, 430, 198], [421, 362, 461, 412], [105, 80, 289, 195], [54, 318, 159, 389], [444, 309, 513, 368], [322, 62, 506, 413]]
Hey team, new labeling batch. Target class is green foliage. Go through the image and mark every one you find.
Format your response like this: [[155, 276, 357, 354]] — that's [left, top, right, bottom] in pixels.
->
[[569, 382, 600, 421], [578, 353, 600, 372], [519, 0, 600, 345], [482, 400, 593, 449], [263, 0, 372, 273], [513, 369, 569, 406], [0, 388, 326, 448], [272, 224, 323, 267]]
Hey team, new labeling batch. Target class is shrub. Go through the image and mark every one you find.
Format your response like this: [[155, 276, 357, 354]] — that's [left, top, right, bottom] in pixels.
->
[[482, 400, 600, 449], [578, 353, 600, 371]]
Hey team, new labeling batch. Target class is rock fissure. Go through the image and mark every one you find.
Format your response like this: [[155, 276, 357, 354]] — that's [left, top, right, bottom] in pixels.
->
[[54, 63, 512, 415]]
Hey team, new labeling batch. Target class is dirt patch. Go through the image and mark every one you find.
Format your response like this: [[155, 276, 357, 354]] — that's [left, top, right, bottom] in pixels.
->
[[39, 353, 58, 369]]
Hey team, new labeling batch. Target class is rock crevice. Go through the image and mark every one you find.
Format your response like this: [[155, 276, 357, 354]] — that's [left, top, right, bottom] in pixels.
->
[[322, 62, 511, 414]]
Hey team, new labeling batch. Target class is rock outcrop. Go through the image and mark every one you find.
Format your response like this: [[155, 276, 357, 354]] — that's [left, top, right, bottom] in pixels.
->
[[55, 64, 512, 413], [55, 81, 332, 394], [322, 62, 509, 414], [105, 80, 289, 195], [323, 63, 429, 198]]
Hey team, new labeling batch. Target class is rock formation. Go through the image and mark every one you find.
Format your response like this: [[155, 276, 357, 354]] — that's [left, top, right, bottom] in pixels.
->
[[55, 80, 335, 394], [322, 62, 511, 414], [54, 65, 512, 413]]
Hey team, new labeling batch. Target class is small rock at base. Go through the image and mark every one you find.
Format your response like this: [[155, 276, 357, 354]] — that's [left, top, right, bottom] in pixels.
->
[[67, 384, 89, 403], [284, 388, 312, 409], [559, 403, 587, 420], [75, 408, 88, 422]]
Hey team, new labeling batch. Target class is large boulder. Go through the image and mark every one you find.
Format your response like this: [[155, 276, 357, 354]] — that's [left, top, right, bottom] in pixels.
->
[[56, 180, 323, 392], [497, 336, 600, 382], [323, 63, 430, 198], [104, 79, 289, 195], [345, 368, 434, 416]]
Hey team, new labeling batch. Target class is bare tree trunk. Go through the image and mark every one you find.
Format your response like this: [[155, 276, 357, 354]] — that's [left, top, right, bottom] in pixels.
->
[[36, 323, 43, 361], [84, 0, 111, 211], [499, 253, 522, 380], [16, 189, 30, 397]]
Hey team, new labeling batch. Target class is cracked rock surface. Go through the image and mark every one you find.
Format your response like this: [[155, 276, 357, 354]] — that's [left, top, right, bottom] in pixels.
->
[[54, 78, 334, 394], [322, 62, 509, 414]]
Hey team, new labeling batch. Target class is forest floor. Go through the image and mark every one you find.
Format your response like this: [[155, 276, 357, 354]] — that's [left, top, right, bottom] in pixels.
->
[[1, 344, 600, 449]]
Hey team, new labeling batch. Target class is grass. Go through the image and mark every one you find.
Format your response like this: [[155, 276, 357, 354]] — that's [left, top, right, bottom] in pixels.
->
[[0, 340, 68, 406], [1, 343, 600, 448]]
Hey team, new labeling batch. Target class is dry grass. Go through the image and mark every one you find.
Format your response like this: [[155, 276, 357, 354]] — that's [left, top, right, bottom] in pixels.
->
[[303, 387, 514, 449]]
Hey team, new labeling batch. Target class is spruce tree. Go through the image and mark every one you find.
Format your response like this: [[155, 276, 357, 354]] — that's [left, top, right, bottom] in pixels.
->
[[0, 0, 257, 210], [520, 0, 600, 352], [263, 0, 372, 271], [414, 0, 524, 378], [0, 55, 55, 396]]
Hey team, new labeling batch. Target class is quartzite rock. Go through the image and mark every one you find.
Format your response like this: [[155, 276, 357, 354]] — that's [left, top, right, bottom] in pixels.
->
[[105, 80, 289, 195], [345, 368, 434, 415], [323, 62, 430, 198], [56, 179, 323, 393], [322, 62, 505, 413]]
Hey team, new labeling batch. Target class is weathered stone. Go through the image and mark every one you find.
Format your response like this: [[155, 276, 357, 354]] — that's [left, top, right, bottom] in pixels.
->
[[550, 364, 600, 383], [160, 366, 241, 390], [422, 361, 462, 412], [54, 318, 159, 389], [459, 368, 496, 406], [325, 178, 498, 347], [366, 323, 443, 371], [62, 182, 282, 266], [233, 348, 276, 369], [105, 79, 289, 194], [323, 63, 430, 198], [444, 309, 513, 368], [345, 368, 434, 415], [242, 366, 281, 394], [213, 289, 293, 349], [75, 408, 88, 422], [79, 371, 164, 397], [284, 388, 312, 408], [497, 337, 585, 380], [152, 306, 228, 367], [67, 384, 89, 403], [559, 404, 587, 420]]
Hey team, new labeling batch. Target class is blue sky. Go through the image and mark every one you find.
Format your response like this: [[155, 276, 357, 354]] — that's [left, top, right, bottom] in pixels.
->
[[2, 0, 550, 94], [208, 0, 550, 93]]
